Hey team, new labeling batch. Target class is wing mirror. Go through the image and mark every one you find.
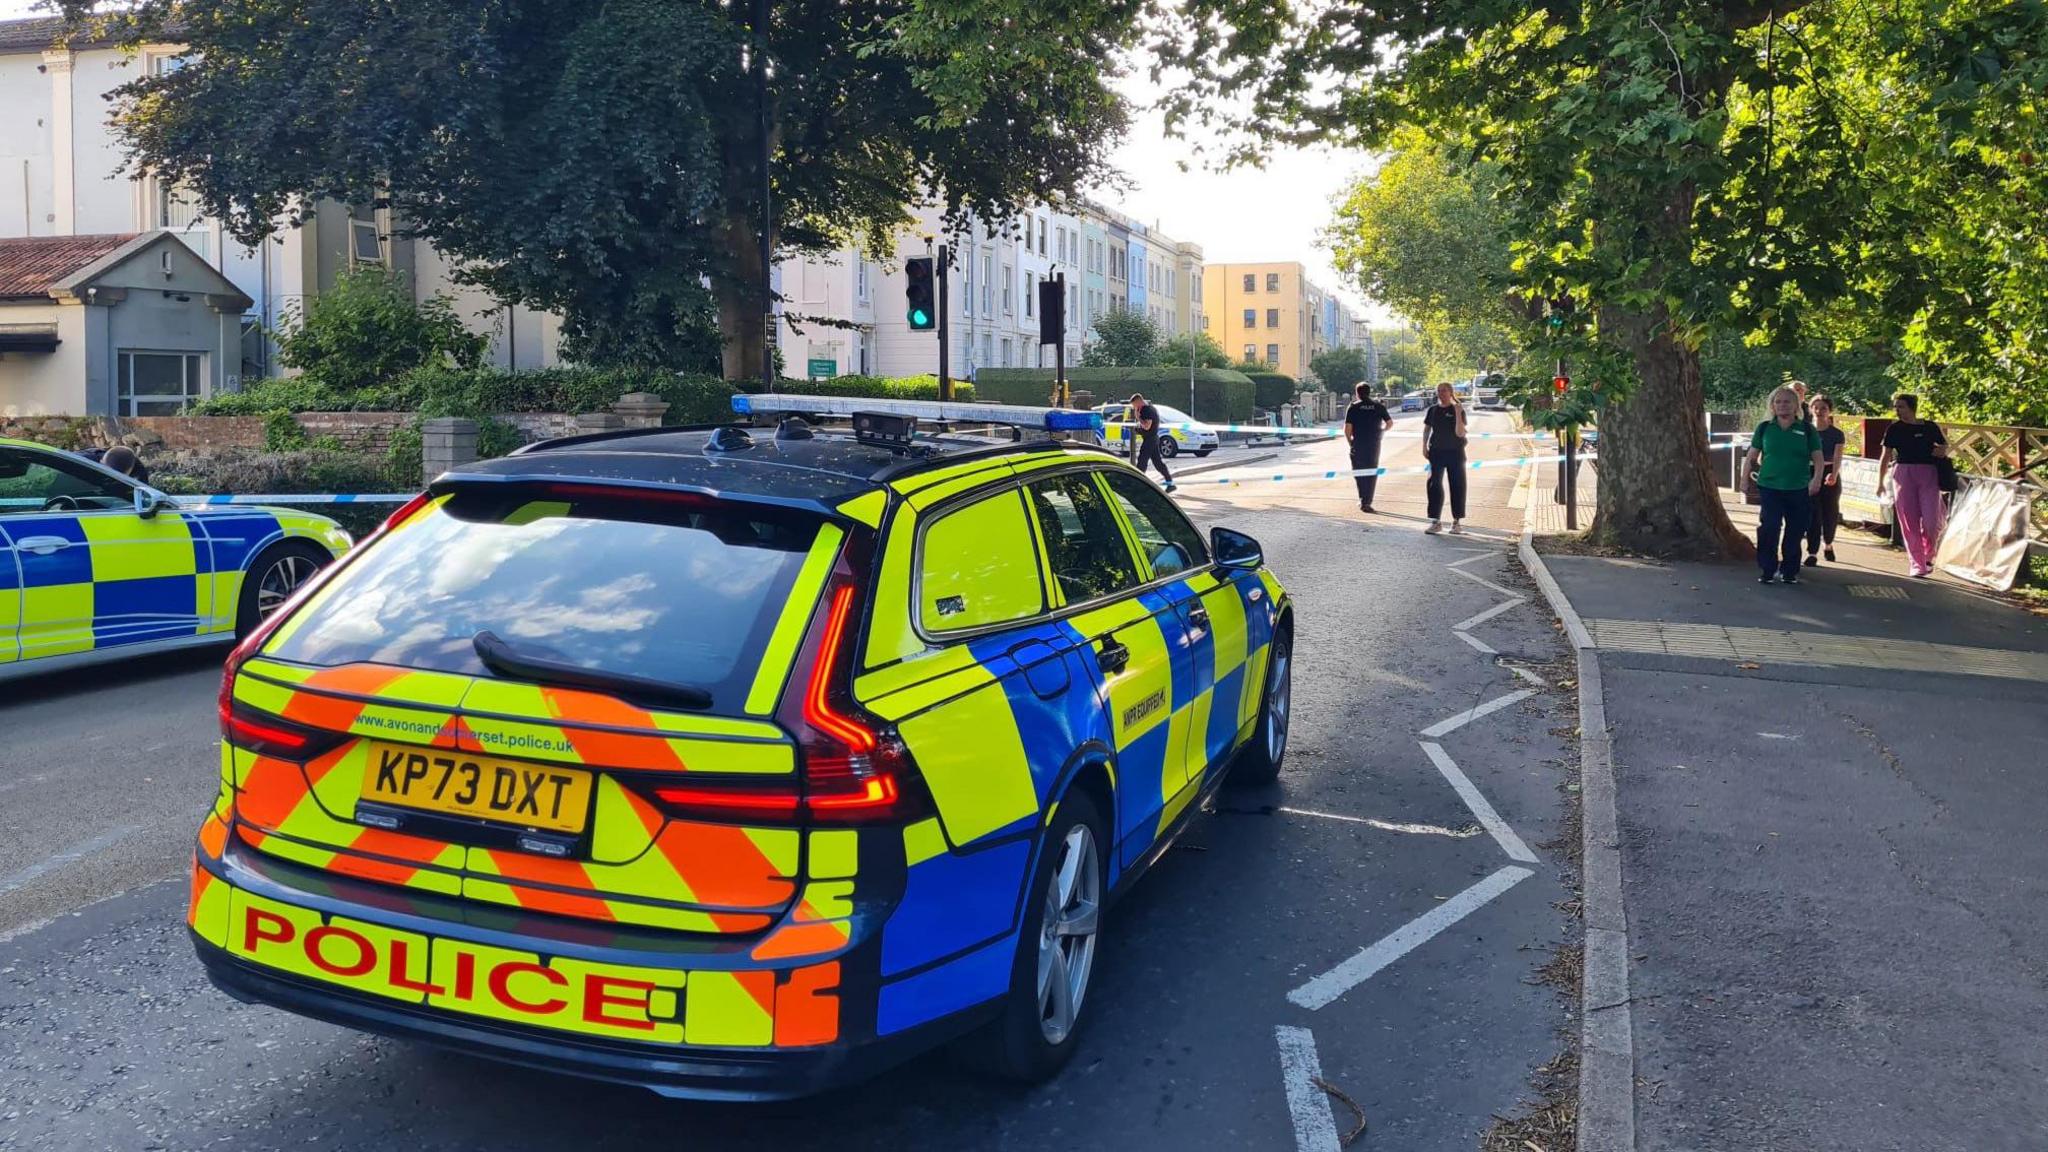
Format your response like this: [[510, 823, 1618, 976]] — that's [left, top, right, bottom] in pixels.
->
[[1211, 526, 1263, 570], [133, 485, 167, 520]]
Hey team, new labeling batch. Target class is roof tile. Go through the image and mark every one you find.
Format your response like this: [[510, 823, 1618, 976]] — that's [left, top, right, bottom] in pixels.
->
[[0, 234, 139, 300]]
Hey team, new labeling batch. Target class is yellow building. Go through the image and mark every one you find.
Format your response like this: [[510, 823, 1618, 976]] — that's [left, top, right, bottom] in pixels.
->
[[1200, 262, 1341, 381]]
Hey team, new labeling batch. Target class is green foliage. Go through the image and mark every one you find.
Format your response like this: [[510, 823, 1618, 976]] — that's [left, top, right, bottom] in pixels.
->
[[1080, 310, 1162, 368], [1155, 331, 1231, 370], [152, 449, 399, 499], [1308, 347, 1371, 392], [198, 368, 743, 426], [81, 0, 1141, 375], [1380, 374, 1408, 395], [973, 368, 1254, 423], [275, 268, 485, 394], [1375, 344, 1428, 391], [1245, 373, 1299, 410], [261, 410, 306, 452]]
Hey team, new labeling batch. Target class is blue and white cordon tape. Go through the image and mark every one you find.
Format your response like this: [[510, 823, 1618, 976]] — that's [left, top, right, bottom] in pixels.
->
[[183, 493, 415, 505], [1186, 451, 1597, 486]]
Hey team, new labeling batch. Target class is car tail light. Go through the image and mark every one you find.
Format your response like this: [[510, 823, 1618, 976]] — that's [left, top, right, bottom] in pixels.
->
[[217, 597, 339, 760], [644, 547, 929, 827]]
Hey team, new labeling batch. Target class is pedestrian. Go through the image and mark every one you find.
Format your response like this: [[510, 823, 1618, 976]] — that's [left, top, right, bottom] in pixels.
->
[[1875, 392, 1949, 578], [1422, 381, 1467, 534], [100, 444, 151, 485], [1805, 394, 1845, 565], [1790, 379, 1812, 421], [1127, 391, 1176, 492], [1343, 382, 1393, 513], [1744, 384, 1824, 584]]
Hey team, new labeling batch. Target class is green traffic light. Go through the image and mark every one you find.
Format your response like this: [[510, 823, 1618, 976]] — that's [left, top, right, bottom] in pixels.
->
[[909, 308, 931, 329]]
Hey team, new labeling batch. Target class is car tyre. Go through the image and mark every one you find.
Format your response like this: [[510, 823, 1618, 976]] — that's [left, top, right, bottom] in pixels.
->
[[1159, 436, 1180, 459], [1195, 447, 1214, 457], [972, 788, 1106, 1083], [236, 540, 332, 637], [1229, 621, 1292, 785]]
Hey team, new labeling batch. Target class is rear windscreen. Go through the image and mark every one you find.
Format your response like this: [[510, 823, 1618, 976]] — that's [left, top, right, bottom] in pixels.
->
[[264, 488, 825, 712]]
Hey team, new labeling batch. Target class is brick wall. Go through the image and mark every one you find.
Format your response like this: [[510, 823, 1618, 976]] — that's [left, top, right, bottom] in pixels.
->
[[0, 414, 270, 453], [293, 412, 414, 454]]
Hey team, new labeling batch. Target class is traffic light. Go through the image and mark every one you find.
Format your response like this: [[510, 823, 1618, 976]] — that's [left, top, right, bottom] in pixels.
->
[[1554, 374, 1570, 394], [904, 257, 936, 331], [1546, 294, 1574, 334]]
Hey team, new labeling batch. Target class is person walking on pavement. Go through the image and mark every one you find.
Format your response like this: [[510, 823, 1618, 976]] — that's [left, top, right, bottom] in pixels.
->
[[1344, 382, 1393, 512], [1127, 392, 1176, 492], [1876, 392, 1949, 577], [1422, 381, 1468, 534], [1805, 394, 1846, 565], [1744, 384, 1824, 584]]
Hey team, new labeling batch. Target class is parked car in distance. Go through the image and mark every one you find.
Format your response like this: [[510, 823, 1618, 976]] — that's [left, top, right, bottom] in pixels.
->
[[1095, 403, 1219, 458]]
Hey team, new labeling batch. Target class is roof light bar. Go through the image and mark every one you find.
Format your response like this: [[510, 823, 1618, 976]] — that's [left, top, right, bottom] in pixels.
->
[[732, 394, 1103, 436]]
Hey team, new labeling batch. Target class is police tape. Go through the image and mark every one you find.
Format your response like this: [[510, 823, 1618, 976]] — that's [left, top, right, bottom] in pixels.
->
[[183, 493, 416, 505], [1105, 422, 1556, 440], [1180, 452, 1598, 486]]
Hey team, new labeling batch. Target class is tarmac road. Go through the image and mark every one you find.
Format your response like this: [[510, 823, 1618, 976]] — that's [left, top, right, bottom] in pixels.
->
[[0, 415, 1580, 1151]]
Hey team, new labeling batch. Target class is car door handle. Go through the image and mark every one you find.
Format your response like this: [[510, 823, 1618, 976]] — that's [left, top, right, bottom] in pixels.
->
[[13, 536, 71, 556], [1187, 605, 1210, 630], [1096, 638, 1129, 675]]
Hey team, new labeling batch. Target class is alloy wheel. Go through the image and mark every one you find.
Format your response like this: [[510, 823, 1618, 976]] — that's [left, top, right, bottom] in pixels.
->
[[1036, 823, 1101, 1045], [255, 553, 320, 619], [1266, 633, 1292, 765]]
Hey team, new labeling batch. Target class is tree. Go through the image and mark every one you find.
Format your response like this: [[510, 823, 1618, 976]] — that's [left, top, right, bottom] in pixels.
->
[[1375, 343, 1428, 392], [1082, 310, 1162, 368], [72, 0, 1138, 376], [1308, 347, 1372, 393], [1155, 331, 1231, 370]]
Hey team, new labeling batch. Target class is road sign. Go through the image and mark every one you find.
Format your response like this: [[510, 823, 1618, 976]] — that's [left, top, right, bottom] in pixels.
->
[[807, 358, 838, 379]]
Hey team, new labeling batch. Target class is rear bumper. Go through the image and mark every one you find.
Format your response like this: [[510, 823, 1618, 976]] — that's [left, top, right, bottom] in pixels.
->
[[194, 939, 973, 1100]]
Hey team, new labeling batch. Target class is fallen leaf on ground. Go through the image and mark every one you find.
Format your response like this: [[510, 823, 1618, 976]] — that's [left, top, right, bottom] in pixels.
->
[[1736, 662, 1762, 670]]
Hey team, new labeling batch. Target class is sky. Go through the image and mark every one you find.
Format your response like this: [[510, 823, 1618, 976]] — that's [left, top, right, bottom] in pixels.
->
[[0, 0, 1396, 323]]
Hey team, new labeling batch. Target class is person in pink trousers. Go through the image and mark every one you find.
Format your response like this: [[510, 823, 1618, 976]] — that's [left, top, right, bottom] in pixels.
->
[[1875, 393, 1950, 577]]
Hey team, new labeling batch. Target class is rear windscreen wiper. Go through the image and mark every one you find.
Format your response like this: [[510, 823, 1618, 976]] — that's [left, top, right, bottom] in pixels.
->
[[471, 630, 713, 711]]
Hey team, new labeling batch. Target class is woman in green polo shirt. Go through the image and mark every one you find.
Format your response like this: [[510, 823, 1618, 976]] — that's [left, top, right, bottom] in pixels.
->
[[1743, 384, 1825, 585]]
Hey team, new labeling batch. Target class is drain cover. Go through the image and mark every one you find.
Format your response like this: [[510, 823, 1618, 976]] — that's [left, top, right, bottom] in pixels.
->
[[1847, 585, 1909, 600]]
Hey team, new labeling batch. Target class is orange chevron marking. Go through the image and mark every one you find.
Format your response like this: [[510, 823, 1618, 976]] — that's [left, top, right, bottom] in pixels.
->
[[774, 963, 841, 1047]]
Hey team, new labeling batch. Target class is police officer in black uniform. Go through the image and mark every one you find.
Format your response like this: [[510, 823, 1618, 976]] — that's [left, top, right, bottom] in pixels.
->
[[1343, 382, 1393, 512], [1127, 392, 1176, 492]]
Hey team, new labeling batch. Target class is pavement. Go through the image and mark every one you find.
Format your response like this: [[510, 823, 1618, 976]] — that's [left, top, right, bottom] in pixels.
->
[[0, 415, 1588, 1152], [1524, 452, 2048, 1150]]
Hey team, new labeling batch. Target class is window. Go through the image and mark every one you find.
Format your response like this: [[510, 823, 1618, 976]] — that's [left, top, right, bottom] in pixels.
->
[[1023, 473, 1140, 605], [1242, 273, 1255, 292], [1266, 273, 1280, 292], [981, 332, 993, 367], [1069, 284, 1079, 320], [118, 350, 203, 415], [1000, 337, 1013, 366], [1242, 308, 1256, 329], [916, 488, 1045, 634], [0, 446, 133, 516], [1025, 272, 1035, 318], [981, 254, 994, 317], [262, 488, 821, 714], [1002, 264, 1013, 314], [1267, 308, 1280, 328], [349, 219, 383, 265], [1038, 218, 1048, 255], [1266, 344, 1281, 365], [855, 260, 871, 304], [1243, 344, 1257, 361], [1101, 471, 1208, 578]]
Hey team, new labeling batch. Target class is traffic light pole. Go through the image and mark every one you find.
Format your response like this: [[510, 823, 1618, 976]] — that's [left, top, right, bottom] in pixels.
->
[[936, 243, 951, 402], [1560, 354, 1578, 531], [1053, 271, 1066, 408]]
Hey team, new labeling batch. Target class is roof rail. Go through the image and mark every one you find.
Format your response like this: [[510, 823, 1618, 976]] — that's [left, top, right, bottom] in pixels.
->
[[508, 421, 739, 456], [732, 393, 1104, 438]]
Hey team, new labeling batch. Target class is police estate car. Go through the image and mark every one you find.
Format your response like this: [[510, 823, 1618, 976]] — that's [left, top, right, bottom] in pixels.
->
[[0, 437, 349, 677], [188, 396, 1292, 1099]]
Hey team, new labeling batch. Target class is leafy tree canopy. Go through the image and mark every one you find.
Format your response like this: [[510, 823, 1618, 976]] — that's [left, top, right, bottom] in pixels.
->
[[1155, 331, 1232, 370], [1308, 346, 1372, 392], [277, 267, 486, 394], [71, 0, 1140, 373], [1082, 309, 1162, 368]]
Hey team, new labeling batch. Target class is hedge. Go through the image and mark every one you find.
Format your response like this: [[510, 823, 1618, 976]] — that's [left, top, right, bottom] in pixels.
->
[[193, 367, 969, 424], [972, 368, 1255, 424], [1243, 372, 1300, 410]]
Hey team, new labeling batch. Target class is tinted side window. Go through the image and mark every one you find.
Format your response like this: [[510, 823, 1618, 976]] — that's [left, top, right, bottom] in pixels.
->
[[1101, 470, 1208, 578], [0, 448, 132, 515], [918, 488, 1045, 633], [1023, 473, 1140, 605]]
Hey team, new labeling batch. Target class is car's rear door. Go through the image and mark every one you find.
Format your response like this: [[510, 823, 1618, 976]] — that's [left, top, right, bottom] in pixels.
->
[[1020, 468, 1198, 865]]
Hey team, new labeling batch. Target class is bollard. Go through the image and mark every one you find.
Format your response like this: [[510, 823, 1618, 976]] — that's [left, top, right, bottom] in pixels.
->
[[421, 416, 477, 486]]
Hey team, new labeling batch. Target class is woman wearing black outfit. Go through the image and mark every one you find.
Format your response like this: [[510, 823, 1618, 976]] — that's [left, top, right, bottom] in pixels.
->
[[1805, 394, 1846, 564], [1422, 382, 1468, 534]]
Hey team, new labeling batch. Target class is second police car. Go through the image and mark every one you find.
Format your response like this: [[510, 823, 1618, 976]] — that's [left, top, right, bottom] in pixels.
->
[[187, 396, 1292, 1098]]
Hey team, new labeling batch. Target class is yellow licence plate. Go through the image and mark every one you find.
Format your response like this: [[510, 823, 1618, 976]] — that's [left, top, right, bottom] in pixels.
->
[[360, 742, 595, 834]]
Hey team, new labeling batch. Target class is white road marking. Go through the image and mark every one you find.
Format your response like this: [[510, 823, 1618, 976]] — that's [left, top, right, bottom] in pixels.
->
[[1453, 630, 1498, 655], [0, 825, 143, 897], [1446, 550, 1494, 568], [1287, 865, 1536, 1010], [1278, 806, 1483, 839], [1275, 1026, 1343, 1152], [1420, 689, 1536, 738], [0, 772, 52, 796], [1509, 665, 1550, 688], [1757, 732, 1800, 740], [1449, 565, 1524, 599], [1452, 596, 1526, 632], [1420, 742, 1539, 864]]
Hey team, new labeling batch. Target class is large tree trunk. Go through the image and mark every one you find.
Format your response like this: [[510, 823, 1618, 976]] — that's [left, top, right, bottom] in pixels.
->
[[1593, 305, 1753, 558], [716, 201, 769, 384]]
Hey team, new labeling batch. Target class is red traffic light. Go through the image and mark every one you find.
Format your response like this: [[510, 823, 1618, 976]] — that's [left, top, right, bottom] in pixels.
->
[[1553, 375, 1569, 394]]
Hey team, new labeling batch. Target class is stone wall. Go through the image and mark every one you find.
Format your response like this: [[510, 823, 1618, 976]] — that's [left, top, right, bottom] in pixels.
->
[[1, 402, 655, 460]]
